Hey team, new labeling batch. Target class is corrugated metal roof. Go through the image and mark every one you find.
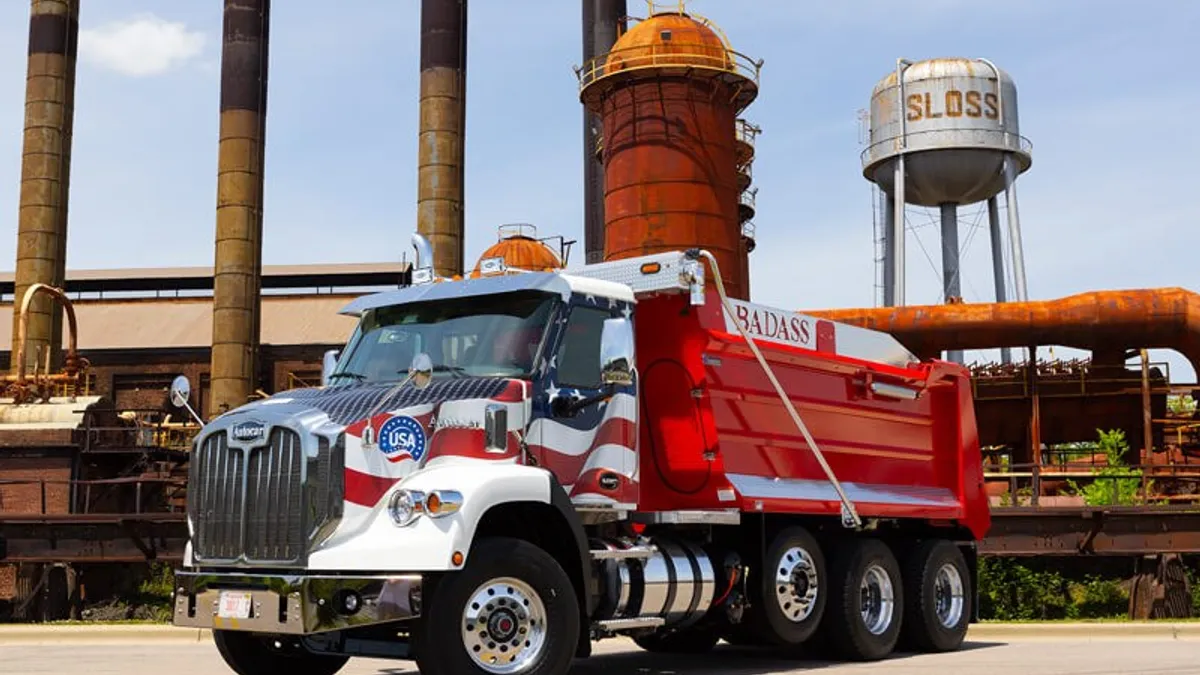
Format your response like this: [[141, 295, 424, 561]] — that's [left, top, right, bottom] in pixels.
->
[[0, 294, 361, 351], [0, 262, 408, 283]]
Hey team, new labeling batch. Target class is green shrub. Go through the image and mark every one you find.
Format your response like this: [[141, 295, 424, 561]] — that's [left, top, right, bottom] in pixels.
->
[[978, 558, 1130, 621], [1066, 429, 1148, 507]]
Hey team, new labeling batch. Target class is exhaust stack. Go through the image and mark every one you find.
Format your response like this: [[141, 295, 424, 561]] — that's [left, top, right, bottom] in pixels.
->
[[418, 0, 467, 278], [11, 0, 80, 375], [210, 0, 270, 414]]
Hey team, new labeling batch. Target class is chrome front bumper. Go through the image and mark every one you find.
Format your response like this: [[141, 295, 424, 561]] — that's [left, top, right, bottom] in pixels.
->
[[172, 570, 422, 635]]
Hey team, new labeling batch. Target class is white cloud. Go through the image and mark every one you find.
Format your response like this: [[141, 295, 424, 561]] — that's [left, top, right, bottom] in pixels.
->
[[80, 14, 206, 77]]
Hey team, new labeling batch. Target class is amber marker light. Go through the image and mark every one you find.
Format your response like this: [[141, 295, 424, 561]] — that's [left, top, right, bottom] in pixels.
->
[[452, 551, 464, 567], [640, 262, 662, 274]]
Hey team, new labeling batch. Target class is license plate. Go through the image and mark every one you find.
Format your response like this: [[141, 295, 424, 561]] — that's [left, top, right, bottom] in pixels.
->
[[217, 591, 253, 620]]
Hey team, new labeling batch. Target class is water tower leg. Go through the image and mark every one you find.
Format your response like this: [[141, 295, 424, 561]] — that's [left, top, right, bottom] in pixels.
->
[[892, 157, 906, 306], [1004, 155, 1029, 302], [940, 203, 964, 364], [987, 196, 1013, 364], [882, 191, 896, 307]]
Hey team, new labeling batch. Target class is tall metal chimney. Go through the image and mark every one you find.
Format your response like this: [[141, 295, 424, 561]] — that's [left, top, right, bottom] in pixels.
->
[[210, 0, 270, 414], [582, 0, 625, 265], [418, 0, 467, 278], [11, 0, 79, 375]]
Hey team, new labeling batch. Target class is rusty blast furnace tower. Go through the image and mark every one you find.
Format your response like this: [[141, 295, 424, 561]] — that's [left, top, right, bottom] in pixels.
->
[[579, 2, 760, 301]]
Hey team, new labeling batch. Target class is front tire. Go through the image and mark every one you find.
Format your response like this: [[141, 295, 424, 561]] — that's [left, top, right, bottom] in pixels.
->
[[820, 538, 903, 662], [414, 537, 580, 675], [898, 540, 971, 653], [213, 631, 348, 675]]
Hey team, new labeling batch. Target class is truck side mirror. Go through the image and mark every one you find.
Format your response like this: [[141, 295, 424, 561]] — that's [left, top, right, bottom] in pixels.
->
[[599, 318, 635, 387], [169, 375, 204, 426], [321, 349, 340, 387]]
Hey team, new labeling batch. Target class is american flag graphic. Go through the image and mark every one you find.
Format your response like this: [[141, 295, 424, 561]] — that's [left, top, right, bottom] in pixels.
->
[[272, 292, 642, 529], [284, 375, 638, 511]]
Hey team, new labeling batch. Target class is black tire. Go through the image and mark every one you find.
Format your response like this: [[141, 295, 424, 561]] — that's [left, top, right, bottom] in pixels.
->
[[743, 525, 827, 646], [820, 538, 904, 662], [213, 630, 349, 675], [413, 537, 580, 675], [898, 540, 972, 653], [634, 626, 721, 654]]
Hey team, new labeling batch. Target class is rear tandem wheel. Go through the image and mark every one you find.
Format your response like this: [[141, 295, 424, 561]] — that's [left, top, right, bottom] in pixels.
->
[[898, 539, 972, 653], [734, 525, 827, 647], [817, 537, 905, 662]]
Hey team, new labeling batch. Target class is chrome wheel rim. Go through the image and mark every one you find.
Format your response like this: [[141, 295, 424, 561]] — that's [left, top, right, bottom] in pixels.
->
[[774, 546, 820, 622], [859, 564, 895, 636], [934, 563, 965, 629], [461, 577, 547, 674]]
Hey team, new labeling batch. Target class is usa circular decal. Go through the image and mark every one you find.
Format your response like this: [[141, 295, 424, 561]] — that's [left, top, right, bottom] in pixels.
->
[[377, 415, 427, 463]]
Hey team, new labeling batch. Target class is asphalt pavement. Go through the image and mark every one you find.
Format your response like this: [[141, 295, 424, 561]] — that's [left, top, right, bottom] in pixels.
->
[[3, 623, 1199, 674]]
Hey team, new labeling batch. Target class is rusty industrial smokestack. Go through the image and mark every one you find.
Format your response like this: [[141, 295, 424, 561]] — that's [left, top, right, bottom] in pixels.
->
[[582, 0, 626, 264], [210, 0, 269, 414], [10, 0, 79, 376], [806, 288, 1200, 375], [418, 0, 467, 278]]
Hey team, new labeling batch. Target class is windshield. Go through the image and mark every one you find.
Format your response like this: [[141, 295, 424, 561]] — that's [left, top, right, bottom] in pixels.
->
[[331, 290, 558, 383]]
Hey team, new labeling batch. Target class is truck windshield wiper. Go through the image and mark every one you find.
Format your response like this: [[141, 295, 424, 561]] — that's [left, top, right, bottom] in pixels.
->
[[398, 365, 466, 378], [327, 371, 366, 382]]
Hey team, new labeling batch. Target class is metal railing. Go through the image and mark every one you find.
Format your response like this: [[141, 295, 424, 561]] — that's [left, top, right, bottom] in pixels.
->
[[0, 476, 188, 516], [577, 43, 761, 93], [738, 159, 753, 184], [984, 462, 1200, 508], [735, 118, 761, 157], [969, 359, 1174, 402], [286, 371, 320, 390], [79, 407, 200, 453], [739, 187, 758, 214], [860, 127, 1033, 168]]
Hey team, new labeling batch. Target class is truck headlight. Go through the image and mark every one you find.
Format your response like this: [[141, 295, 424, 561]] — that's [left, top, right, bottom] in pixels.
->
[[389, 489, 425, 527], [388, 489, 463, 527]]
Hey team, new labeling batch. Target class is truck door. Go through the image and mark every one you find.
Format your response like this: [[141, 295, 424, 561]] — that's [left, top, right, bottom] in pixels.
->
[[527, 297, 639, 508]]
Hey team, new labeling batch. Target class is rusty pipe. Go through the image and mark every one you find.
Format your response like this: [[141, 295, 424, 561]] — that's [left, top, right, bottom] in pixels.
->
[[805, 288, 1200, 375], [418, 0, 467, 278], [13, 283, 78, 384], [11, 0, 80, 377]]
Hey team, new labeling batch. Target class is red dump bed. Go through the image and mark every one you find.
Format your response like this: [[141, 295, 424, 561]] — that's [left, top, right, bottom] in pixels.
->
[[633, 288, 991, 539]]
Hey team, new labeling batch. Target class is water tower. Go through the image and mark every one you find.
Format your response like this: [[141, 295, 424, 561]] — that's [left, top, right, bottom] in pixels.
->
[[862, 58, 1033, 362]]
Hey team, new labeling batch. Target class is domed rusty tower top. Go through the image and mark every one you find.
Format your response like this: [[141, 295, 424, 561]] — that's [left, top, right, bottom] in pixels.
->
[[471, 224, 565, 276], [579, 2, 760, 114], [576, 1, 763, 300]]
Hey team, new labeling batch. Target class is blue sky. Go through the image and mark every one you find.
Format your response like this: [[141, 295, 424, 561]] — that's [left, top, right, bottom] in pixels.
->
[[0, 1, 1197, 378]]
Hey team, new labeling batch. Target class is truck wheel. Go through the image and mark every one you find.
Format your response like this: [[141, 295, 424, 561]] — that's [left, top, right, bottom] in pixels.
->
[[821, 538, 903, 661], [633, 626, 720, 654], [745, 525, 826, 646], [414, 537, 580, 675], [898, 540, 971, 653], [213, 630, 348, 675]]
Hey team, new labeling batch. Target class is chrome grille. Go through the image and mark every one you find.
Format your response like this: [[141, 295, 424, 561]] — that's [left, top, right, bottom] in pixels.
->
[[189, 425, 343, 566]]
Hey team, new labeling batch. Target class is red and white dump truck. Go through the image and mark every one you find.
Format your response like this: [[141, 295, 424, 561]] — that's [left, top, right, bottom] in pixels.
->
[[172, 235, 990, 674]]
